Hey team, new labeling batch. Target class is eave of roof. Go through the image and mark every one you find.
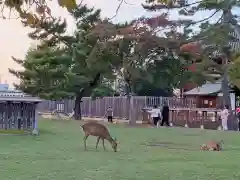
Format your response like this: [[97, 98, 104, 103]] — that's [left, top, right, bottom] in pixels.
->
[[0, 90, 42, 102]]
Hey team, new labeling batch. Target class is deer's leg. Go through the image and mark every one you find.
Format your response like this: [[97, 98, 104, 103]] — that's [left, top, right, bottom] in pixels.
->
[[96, 136, 100, 150], [83, 135, 89, 150], [102, 138, 106, 151]]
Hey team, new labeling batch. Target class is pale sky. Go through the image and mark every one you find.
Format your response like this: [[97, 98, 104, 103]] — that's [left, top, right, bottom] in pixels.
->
[[0, 0, 218, 87]]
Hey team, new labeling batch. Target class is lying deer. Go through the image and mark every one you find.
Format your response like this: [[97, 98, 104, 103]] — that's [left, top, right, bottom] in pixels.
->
[[81, 121, 118, 152], [201, 140, 223, 151]]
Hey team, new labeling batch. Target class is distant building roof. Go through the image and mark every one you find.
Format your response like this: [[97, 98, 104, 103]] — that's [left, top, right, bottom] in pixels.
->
[[183, 79, 227, 95], [0, 90, 42, 102], [0, 84, 9, 91]]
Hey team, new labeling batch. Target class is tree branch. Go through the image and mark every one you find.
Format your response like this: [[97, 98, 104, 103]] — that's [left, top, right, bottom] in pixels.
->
[[142, 0, 204, 11], [108, 0, 124, 20], [191, 9, 220, 25]]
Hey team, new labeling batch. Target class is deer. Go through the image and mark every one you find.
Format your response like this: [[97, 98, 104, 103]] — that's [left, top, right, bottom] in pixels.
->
[[81, 121, 118, 152], [200, 140, 223, 151]]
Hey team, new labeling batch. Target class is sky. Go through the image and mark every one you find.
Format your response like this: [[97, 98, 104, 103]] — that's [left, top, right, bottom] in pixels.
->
[[0, 0, 218, 87]]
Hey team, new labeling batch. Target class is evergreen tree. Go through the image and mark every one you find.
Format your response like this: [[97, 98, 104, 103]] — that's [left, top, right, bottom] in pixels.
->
[[9, 5, 118, 120], [9, 47, 72, 99]]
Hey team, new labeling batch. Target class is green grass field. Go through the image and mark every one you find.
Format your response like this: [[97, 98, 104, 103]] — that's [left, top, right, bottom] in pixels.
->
[[0, 119, 240, 180]]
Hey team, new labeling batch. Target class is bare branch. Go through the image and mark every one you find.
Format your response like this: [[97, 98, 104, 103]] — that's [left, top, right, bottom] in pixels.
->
[[108, 0, 124, 20], [123, 0, 135, 5], [191, 9, 220, 25]]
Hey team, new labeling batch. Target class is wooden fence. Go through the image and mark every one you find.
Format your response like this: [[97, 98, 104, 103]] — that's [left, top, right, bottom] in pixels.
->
[[37, 96, 236, 130], [37, 96, 196, 120], [170, 108, 221, 129]]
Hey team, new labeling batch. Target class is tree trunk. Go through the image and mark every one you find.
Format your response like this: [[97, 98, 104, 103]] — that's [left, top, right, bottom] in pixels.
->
[[221, 51, 237, 130], [72, 73, 101, 120], [221, 8, 237, 130], [221, 73, 235, 130], [128, 96, 135, 125], [125, 82, 131, 120], [125, 80, 136, 125], [73, 95, 82, 120]]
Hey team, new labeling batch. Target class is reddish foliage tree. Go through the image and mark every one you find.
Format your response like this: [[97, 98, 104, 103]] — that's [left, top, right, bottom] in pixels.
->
[[180, 42, 202, 55], [187, 63, 196, 72], [143, 14, 175, 28], [183, 82, 197, 92]]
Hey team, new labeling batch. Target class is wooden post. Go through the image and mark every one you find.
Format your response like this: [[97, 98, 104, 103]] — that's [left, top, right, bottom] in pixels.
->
[[0, 103, 4, 129], [5, 102, 10, 130], [170, 110, 173, 126], [200, 110, 204, 129], [185, 110, 189, 128]]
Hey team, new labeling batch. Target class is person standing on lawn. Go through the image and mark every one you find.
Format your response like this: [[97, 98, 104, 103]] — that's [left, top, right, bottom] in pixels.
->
[[148, 105, 161, 126], [161, 102, 170, 127], [236, 107, 240, 131], [104, 107, 113, 123], [220, 105, 229, 130]]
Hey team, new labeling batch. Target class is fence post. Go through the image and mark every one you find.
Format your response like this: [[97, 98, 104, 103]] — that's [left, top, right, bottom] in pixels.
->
[[88, 98, 91, 117], [144, 96, 147, 107], [200, 110, 204, 129], [184, 109, 189, 128], [129, 96, 135, 125]]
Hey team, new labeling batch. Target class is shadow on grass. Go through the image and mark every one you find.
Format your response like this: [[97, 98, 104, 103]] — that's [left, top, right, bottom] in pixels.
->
[[76, 147, 117, 153], [142, 140, 237, 152], [39, 129, 57, 135], [140, 140, 198, 151]]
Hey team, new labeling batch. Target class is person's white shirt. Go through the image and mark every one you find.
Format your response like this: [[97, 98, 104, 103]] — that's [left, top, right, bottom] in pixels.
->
[[148, 108, 161, 118], [220, 108, 229, 130], [220, 109, 229, 120]]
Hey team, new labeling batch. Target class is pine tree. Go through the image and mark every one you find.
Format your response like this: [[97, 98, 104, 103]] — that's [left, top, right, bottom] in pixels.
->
[[9, 5, 118, 120], [9, 47, 72, 99]]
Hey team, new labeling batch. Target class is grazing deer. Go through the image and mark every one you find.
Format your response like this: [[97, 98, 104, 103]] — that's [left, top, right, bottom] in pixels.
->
[[81, 122, 118, 152], [201, 140, 223, 151]]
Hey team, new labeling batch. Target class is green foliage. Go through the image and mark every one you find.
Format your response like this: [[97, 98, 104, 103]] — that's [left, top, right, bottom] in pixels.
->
[[133, 54, 206, 96], [9, 48, 72, 99], [91, 84, 117, 99], [9, 5, 117, 101], [143, 0, 240, 120], [9, 3, 211, 106], [103, 20, 193, 96], [229, 55, 240, 89]]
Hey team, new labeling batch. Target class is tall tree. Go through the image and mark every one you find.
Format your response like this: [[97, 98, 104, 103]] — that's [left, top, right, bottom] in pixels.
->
[[90, 15, 197, 124], [133, 52, 205, 96], [9, 5, 118, 120], [143, 0, 240, 130]]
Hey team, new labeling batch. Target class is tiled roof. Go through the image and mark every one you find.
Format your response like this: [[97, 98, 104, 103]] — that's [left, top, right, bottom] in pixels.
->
[[182, 78, 232, 95], [184, 81, 221, 95]]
